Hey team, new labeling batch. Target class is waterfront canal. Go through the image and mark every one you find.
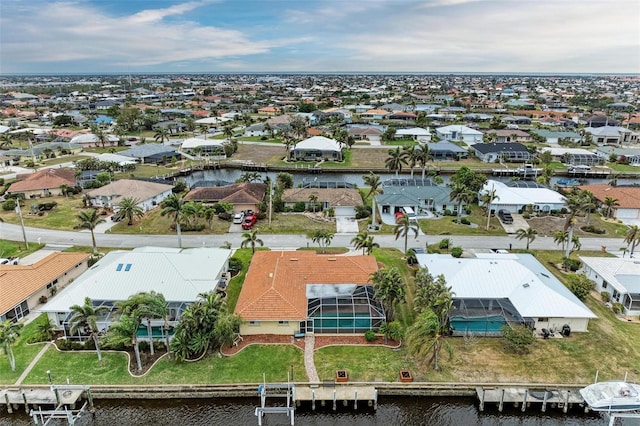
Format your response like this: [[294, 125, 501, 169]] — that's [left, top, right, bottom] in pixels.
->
[[3, 396, 632, 425]]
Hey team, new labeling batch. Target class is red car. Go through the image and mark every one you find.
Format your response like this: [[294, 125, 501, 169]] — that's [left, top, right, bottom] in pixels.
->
[[241, 214, 257, 230]]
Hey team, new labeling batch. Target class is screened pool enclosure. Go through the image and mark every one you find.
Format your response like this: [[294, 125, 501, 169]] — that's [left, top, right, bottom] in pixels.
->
[[449, 298, 532, 336], [304, 284, 385, 334]]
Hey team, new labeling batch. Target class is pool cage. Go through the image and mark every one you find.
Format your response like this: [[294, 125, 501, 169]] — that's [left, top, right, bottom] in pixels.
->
[[305, 284, 386, 334], [60, 300, 186, 342], [449, 298, 533, 337]]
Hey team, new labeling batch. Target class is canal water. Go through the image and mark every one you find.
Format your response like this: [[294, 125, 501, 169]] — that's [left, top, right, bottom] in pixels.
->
[[3, 396, 630, 425]]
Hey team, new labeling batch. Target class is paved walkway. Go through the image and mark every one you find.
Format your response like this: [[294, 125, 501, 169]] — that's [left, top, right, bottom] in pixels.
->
[[304, 335, 319, 383], [14, 342, 51, 385]]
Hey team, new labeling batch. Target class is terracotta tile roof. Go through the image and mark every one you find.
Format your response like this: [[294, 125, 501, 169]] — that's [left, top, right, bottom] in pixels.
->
[[234, 251, 378, 321], [8, 168, 76, 193], [184, 182, 266, 204], [579, 184, 640, 209], [282, 188, 363, 207], [0, 252, 89, 314]]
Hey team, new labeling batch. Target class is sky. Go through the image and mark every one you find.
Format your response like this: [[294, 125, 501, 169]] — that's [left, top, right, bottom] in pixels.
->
[[1, 0, 639, 74]]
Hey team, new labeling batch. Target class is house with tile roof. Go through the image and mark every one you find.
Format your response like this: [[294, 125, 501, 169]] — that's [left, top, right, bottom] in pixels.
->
[[234, 251, 383, 336], [0, 252, 90, 322], [578, 184, 640, 225], [282, 188, 363, 215], [416, 253, 596, 335], [7, 168, 77, 198], [584, 126, 639, 146], [184, 182, 267, 213], [86, 179, 173, 212], [580, 256, 640, 315]]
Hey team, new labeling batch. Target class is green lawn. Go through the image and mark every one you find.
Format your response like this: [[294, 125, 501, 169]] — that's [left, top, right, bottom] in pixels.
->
[[225, 248, 254, 311], [0, 240, 45, 259], [0, 315, 50, 385], [23, 345, 305, 385], [256, 213, 336, 235], [315, 346, 417, 382], [0, 195, 88, 231]]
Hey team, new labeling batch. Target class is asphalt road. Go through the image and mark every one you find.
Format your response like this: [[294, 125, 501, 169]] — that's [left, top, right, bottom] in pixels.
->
[[0, 222, 624, 253]]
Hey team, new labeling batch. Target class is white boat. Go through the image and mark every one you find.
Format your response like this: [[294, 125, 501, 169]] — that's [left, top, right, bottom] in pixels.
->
[[579, 381, 640, 412]]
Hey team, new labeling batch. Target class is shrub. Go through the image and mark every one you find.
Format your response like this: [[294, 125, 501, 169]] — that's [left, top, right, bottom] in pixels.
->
[[566, 274, 595, 300], [522, 212, 530, 219], [355, 205, 371, 220], [560, 207, 568, 214], [451, 247, 463, 258], [228, 257, 243, 273], [293, 201, 306, 212], [460, 218, 471, 225], [600, 291, 611, 303], [464, 208, 471, 215], [502, 324, 535, 354], [562, 257, 582, 272], [364, 330, 376, 342], [612, 302, 625, 314], [38, 201, 58, 211], [444, 209, 452, 216], [581, 225, 605, 235], [181, 224, 205, 232], [260, 136, 268, 140], [2, 198, 17, 211]]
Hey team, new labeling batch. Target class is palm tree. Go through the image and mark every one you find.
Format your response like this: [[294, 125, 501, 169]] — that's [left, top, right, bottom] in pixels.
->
[[69, 297, 109, 361], [385, 147, 408, 177], [369, 267, 405, 322], [115, 197, 144, 226], [406, 309, 453, 371], [403, 145, 422, 179], [480, 187, 499, 231], [553, 230, 569, 252], [603, 196, 619, 218], [75, 209, 105, 255], [394, 213, 420, 255], [131, 291, 169, 357], [0, 320, 23, 371], [154, 126, 170, 143], [161, 194, 186, 248], [416, 145, 433, 180], [352, 231, 374, 255], [448, 182, 470, 225], [241, 229, 264, 254], [308, 193, 318, 213], [625, 225, 640, 257], [516, 227, 538, 250], [564, 190, 587, 258], [310, 230, 334, 253], [363, 172, 382, 228], [104, 314, 142, 372]]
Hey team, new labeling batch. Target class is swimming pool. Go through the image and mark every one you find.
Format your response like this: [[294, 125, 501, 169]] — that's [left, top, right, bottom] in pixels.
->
[[450, 315, 507, 335]]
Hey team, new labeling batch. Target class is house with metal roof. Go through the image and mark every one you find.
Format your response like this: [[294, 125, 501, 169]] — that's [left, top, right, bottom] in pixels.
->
[[290, 136, 342, 162], [42, 247, 231, 341], [426, 141, 468, 160], [580, 256, 640, 315], [472, 142, 531, 163], [480, 180, 566, 214], [435, 125, 483, 147], [375, 183, 455, 218], [530, 129, 582, 145], [119, 144, 181, 164], [416, 253, 596, 335], [180, 137, 225, 156], [234, 251, 383, 336], [0, 252, 90, 323]]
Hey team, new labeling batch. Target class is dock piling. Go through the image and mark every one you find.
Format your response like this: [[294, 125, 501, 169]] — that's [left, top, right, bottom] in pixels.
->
[[354, 390, 357, 410], [21, 389, 28, 414], [333, 389, 336, 411], [542, 390, 548, 412], [479, 387, 485, 412], [521, 389, 528, 412], [498, 389, 505, 412], [5, 391, 13, 414]]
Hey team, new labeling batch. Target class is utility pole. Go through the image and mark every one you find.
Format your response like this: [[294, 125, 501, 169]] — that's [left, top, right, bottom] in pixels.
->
[[268, 178, 273, 226], [15, 201, 29, 249]]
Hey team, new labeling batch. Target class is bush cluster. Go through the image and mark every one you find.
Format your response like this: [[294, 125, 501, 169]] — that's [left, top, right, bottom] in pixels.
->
[[580, 225, 605, 234], [562, 257, 582, 272], [364, 330, 376, 342]]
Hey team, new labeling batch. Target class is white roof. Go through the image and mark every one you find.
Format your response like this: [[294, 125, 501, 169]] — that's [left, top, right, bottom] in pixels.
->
[[541, 147, 596, 156], [579, 256, 640, 294], [416, 253, 596, 319], [195, 117, 230, 124], [480, 180, 566, 207], [397, 127, 430, 136], [436, 125, 482, 135], [181, 137, 224, 149], [294, 136, 341, 152], [95, 153, 137, 166], [69, 133, 119, 144], [42, 247, 231, 312], [0, 125, 9, 133]]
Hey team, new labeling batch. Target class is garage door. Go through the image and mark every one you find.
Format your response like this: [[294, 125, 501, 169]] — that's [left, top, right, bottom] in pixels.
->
[[334, 206, 356, 217]]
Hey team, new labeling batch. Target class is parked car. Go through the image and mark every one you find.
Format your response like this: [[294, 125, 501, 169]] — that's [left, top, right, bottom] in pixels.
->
[[233, 212, 245, 224], [0, 257, 19, 265], [498, 209, 513, 224], [241, 214, 257, 230]]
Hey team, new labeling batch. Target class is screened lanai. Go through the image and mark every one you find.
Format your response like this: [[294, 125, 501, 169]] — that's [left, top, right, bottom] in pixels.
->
[[305, 284, 385, 334], [449, 298, 532, 336]]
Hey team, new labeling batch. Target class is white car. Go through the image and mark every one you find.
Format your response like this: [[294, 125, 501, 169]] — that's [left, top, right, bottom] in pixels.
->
[[233, 213, 245, 224], [0, 257, 19, 265]]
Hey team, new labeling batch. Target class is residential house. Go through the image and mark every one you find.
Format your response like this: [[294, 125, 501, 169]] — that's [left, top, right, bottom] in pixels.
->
[[594, 146, 640, 166], [426, 141, 468, 160], [580, 257, 640, 315], [360, 109, 389, 120], [396, 127, 431, 142], [7, 168, 77, 198], [257, 106, 281, 115], [584, 126, 639, 145], [281, 188, 363, 216], [375, 184, 455, 216], [578, 184, 640, 225], [86, 179, 173, 212], [42, 247, 232, 341], [540, 147, 601, 166], [119, 144, 181, 165], [180, 137, 226, 156], [1, 252, 90, 322], [416, 253, 596, 335], [347, 126, 383, 141], [487, 129, 532, 144], [472, 142, 532, 163], [480, 180, 566, 214], [290, 136, 343, 162], [184, 182, 267, 213], [530, 129, 582, 145], [234, 251, 383, 335], [435, 125, 483, 147]]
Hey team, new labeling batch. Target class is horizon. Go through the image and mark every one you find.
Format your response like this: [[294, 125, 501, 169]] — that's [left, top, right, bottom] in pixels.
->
[[1, 0, 639, 75]]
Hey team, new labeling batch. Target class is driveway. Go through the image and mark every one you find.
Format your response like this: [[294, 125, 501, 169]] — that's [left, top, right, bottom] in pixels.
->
[[500, 213, 529, 234], [334, 206, 359, 234]]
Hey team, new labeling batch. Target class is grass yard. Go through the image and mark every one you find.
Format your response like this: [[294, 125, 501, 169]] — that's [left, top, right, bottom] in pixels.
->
[[225, 248, 254, 311], [23, 345, 305, 385], [125, 164, 182, 179], [0, 240, 45, 259], [109, 207, 231, 235], [418, 207, 507, 236], [0, 315, 50, 385], [256, 213, 336, 235], [315, 346, 417, 382], [0, 195, 88, 231]]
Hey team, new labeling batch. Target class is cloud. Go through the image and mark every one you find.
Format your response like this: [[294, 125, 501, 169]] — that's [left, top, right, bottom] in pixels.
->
[[0, 1, 290, 72]]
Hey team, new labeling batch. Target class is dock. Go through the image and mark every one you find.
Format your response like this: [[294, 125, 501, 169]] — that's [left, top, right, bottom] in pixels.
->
[[294, 384, 377, 410], [1, 387, 84, 413], [476, 386, 585, 413]]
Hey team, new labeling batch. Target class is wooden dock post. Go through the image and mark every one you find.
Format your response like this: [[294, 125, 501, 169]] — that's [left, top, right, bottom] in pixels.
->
[[311, 390, 315, 410], [374, 389, 378, 410], [563, 391, 569, 413], [332, 389, 337, 411], [21, 389, 28, 414], [86, 388, 94, 412], [354, 390, 358, 410], [5, 391, 13, 414], [479, 388, 485, 412], [521, 389, 528, 412], [498, 388, 505, 412], [542, 390, 548, 412]]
